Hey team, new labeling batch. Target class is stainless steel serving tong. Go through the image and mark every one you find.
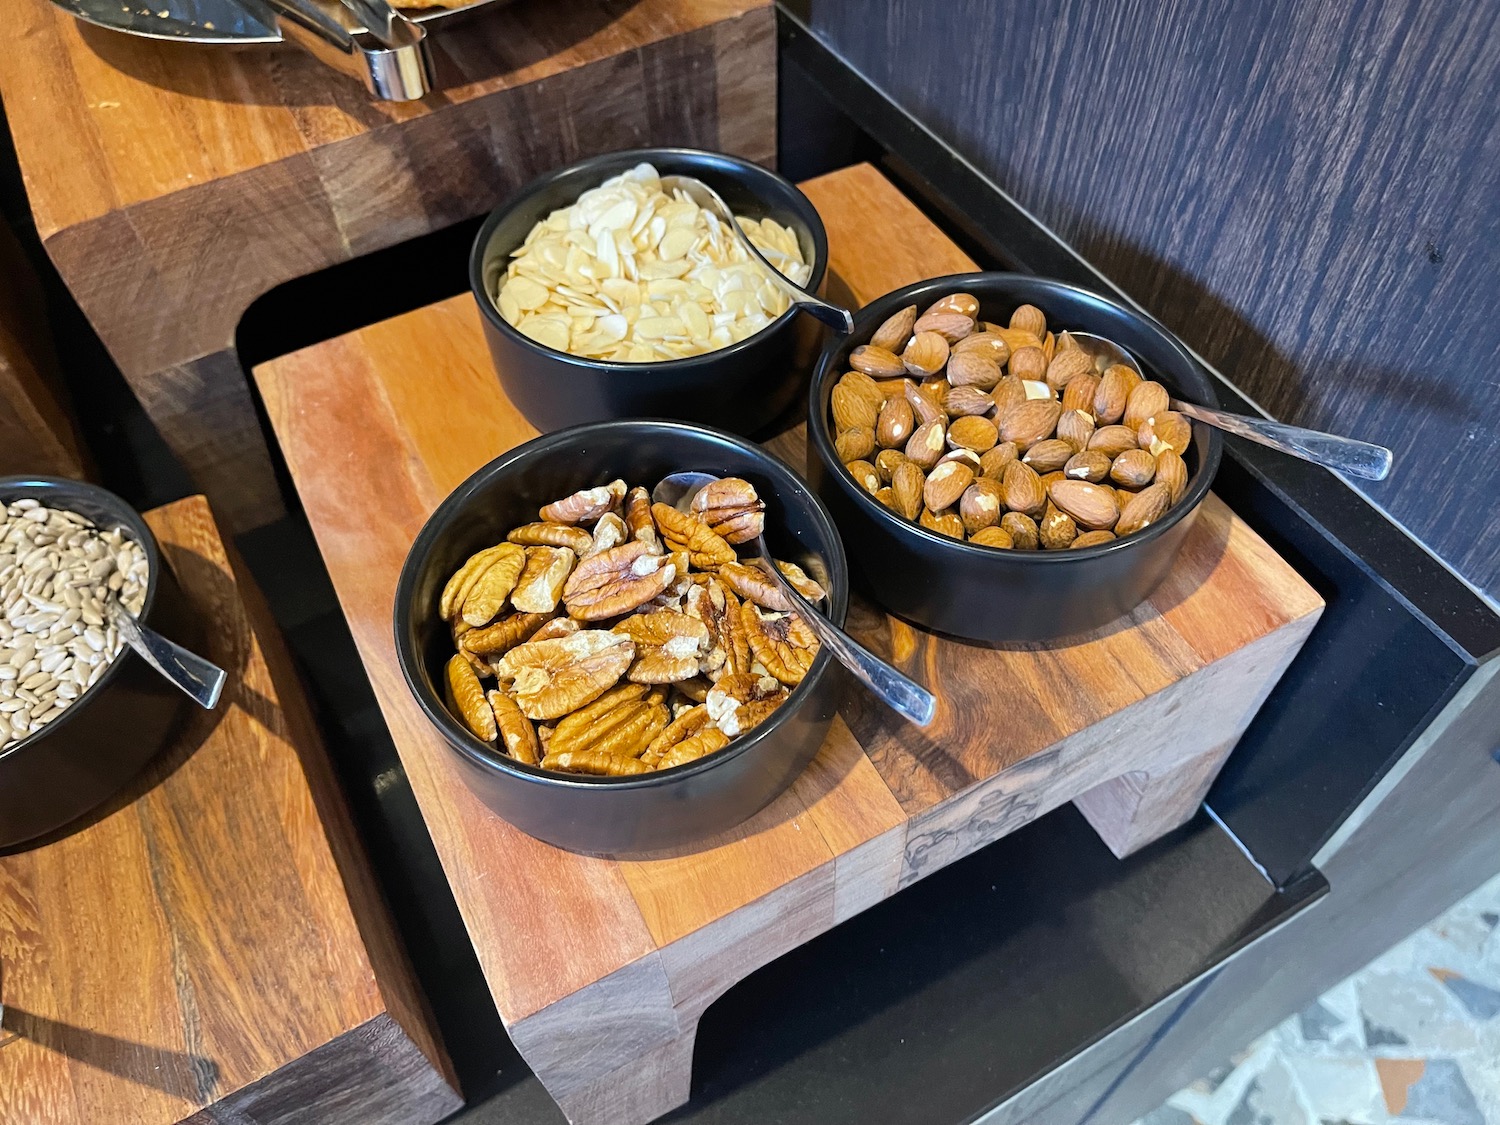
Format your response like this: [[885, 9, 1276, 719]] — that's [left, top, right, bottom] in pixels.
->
[[253, 0, 434, 99]]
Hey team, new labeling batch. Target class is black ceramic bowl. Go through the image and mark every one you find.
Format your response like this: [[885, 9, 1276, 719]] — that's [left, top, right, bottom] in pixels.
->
[[470, 148, 830, 436], [807, 274, 1223, 643], [0, 477, 193, 848], [393, 421, 849, 855]]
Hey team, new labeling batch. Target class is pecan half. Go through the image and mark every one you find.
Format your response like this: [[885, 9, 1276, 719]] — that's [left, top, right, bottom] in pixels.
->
[[716, 560, 793, 612], [446, 655, 497, 741], [507, 522, 593, 554], [775, 560, 827, 603], [539, 479, 627, 524], [461, 611, 552, 659], [487, 689, 540, 765], [552, 696, 669, 758], [656, 728, 731, 771], [613, 609, 711, 684], [459, 543, 527, 627], [510, 546, 576, 614], [705, 673, 788, 737], [562, 541, 677, 620], [640, 704, 712, 766], [689, 477, 766, 544], [685, 579, 751, 679], [623, 486, 663, 553], [674, 675, 713, 703], [494, 631, 635, 719], [549, 683, 648, 749], [741, 604, 819, 686], [541, 749, 651, 776], [584, 512, 629, 558], [651, 503, 736, 568]]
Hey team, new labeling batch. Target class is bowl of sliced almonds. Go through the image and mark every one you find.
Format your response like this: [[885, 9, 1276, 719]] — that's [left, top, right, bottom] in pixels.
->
[[393, 420, 848, 855], [470, 149, 830, 437], [806, 273, 1222, 643]]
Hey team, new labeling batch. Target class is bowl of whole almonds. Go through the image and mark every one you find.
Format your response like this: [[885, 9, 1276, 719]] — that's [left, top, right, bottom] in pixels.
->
[[393, 420, 848, 855], [806, 274, 1222, 642], [470, 148, 829, 436], [0, 477, 196, 847]]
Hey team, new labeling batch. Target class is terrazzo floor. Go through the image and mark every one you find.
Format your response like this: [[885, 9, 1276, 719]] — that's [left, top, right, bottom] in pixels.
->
[[1133, 873, 1500, 1125]]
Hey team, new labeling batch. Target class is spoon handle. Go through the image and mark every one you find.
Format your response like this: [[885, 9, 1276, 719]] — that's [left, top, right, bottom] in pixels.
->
[[753, 549, 937, 727], [108, 602, 227, 710], [1170, 400, 1394, 481]]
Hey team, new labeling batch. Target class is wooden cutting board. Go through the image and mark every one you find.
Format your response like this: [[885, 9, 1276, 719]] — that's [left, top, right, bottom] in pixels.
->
[[252, 162, 1323, 1125], [0, 497, 460, 1125]]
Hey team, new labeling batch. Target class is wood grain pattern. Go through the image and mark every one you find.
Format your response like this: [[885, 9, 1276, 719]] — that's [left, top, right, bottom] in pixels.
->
[[252, 163, 1321, 1125], [0, 0, 775, 529], [803, 0, 1500, 603], [0, 497, 459, 1125]]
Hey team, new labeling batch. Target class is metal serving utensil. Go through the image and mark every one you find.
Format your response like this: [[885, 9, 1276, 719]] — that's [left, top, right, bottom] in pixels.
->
[[1068, 332, 1394, 481], [257, 0, 433, 100], [657, 174, 855, 335], [653, 472, 936, 728], [106, 600, 226, 710]]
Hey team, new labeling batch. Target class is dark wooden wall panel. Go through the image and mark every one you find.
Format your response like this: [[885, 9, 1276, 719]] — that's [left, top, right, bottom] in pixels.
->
[[801, 0, 1500, 602]]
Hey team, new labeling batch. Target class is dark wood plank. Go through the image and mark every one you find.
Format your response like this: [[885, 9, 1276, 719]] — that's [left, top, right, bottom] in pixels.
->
[[802, 0, 1500, 603]]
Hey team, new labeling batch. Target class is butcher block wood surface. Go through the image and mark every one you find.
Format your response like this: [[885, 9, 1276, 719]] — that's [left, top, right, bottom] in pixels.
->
[[0, 0, 775, 531], [252, 163, 1323, 1125], [0, 497, 460, 1125]]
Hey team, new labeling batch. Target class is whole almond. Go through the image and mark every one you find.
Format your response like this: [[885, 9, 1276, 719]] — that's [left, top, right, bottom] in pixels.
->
[[902, 331, 950, 377], [1155, 450, 1189, 504], [892, 461, 926, 520], [924, 460, 975, 512], [1001, 511, 1040, 549], [946, 386, 996, 417], [992, 376, 1028, 414], [846, 460, 880, 494], [831, 373, 882, 431], [1088, 424, 1139, 459], [1064, 449, 1112, 483], [1040, 502, 1078, 550], [1071, 530, 1118, 549], [993, 326, 1045, 355], [959, 478, 1005, 533], [970, 526, 1014, 549], [875, 448, 908, 483], [874, 486, 897, 509], [849, 345, 906, 379], [947, 351, 1003, 389], [904, 379, 946, 426], [1045, 349, 1095, 392], [925, 292, 980, 319], [1124, 381, 1171, 431], [1009, 304, 1047, 338], [1056, 408, 1096, 450], [870, 305, 917, 353], [1009, 345, 1047, 382], [1048, 479, 1120, 530], [1055, 331, 1083, 355], [1140, 411, 1192, 456], [1041, 332, 1056, 364], [876, 395, 916, 448], [948, 414, 1000, 453], [920, 507, 966, 539], [1111, 448, 1157, 488], [980, 442, 1019, 480], [836, 426, 876, 463], [1116, 483, 1172, 536], [1022, 438, 1075, 473], [1093, 363, 1141, 424], [913, 310, 975, 343], [998, 399, 1063, 449], [937, 447, 981, 473], [1116, 486, 1139, 509], [922, 378, 951, 411], [953, 331, 1011, 365], [905, 419, 947, 469], [1061, 373, 1101, 417], [1001, 460, 1047, 517]]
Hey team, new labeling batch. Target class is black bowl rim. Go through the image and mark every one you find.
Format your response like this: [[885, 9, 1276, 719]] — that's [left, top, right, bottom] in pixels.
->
[[393, 419, 850, 792], [0, 476, 162, 763], [808, 271, 1224, 564], [468, 147, 831, 374]]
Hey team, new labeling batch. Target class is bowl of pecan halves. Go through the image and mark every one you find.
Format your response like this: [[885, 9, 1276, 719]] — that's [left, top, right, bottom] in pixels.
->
[[394, 420, 849, 855]]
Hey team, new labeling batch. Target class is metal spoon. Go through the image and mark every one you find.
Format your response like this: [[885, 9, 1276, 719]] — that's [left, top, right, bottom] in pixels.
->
[[1068, 332, 1394, 481], [652, 472, 936, 727], [658, 174, 855, 335], [106, 600, 226, 710]]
